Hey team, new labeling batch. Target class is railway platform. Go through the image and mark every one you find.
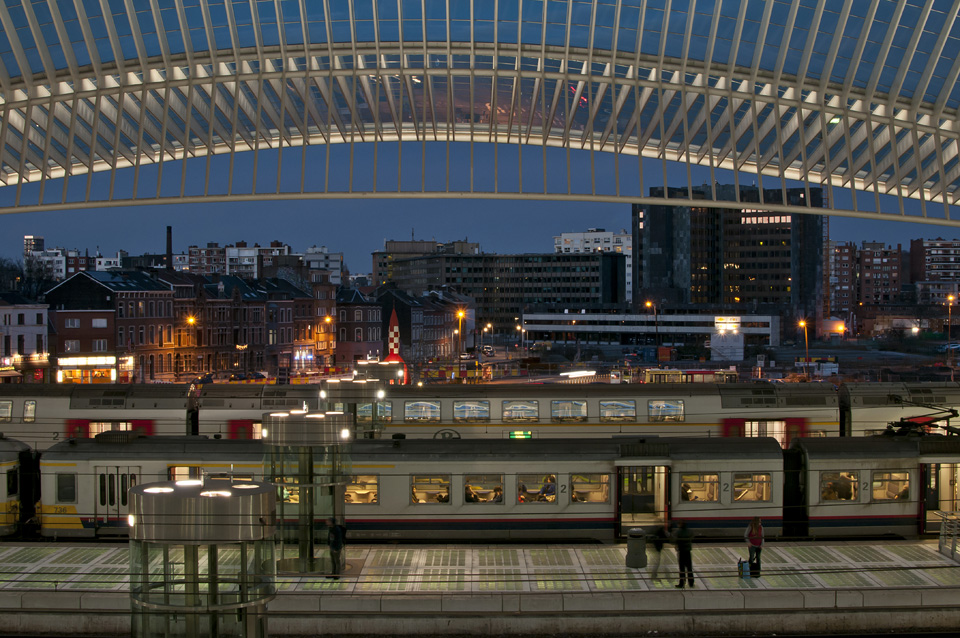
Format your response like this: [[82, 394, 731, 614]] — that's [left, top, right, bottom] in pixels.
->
[[0, 539, 959, 636]]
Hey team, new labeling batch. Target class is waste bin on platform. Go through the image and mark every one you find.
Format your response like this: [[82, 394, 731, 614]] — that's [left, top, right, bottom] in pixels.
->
[[625, 527, 647, 568]]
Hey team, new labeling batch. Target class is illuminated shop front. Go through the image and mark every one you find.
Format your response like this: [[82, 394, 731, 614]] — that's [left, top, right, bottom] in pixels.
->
[[57, 356, 120, 384]]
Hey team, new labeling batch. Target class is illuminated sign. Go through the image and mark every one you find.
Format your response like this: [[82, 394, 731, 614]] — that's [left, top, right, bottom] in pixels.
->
[[57, 356, 117, 367], [714, 316, 741, 331], [508, 431, 533, 439]]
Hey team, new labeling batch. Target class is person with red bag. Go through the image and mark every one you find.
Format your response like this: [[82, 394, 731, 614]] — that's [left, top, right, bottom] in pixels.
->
[[744, 517, 764, 578]]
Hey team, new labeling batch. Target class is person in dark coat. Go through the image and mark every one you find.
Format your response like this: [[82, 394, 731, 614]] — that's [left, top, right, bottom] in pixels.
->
[[327, 518, 346, 579], [673, 520, 695, 589]]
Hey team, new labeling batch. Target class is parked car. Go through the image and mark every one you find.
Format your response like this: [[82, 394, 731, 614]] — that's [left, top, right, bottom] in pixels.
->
[[481, 345, 495, 356]]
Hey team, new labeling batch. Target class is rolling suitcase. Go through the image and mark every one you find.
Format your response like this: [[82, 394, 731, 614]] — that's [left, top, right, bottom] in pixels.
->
[[738, 559, 750, 579], [749, 558, 761, 578]]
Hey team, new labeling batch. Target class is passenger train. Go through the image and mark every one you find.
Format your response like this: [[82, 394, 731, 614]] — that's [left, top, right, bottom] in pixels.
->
[[23, 430, 960, 542], [1, 381, 960, 450]]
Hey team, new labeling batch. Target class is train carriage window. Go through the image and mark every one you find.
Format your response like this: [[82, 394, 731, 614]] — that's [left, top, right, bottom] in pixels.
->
[[56, 473, 77, 503], [454, 400, 490, 422], [346, 475, 379, 504], [503, 400, 539, 422], [98, 474, 106, 506], [357, 402, 393, 423], [412, 475, 450, 504], [517, 473, 559, 503], [90, 421, 131, 435], [404, 400, 441, 422], [600, 400, 636, 422], [820, 472, 858, 501], [168, 466, 203, 482], [570, 473, 610, 503], [733, 473, 772, 501], [464, 474, 503, 503], [7, 468, 18, 497], [0, 400, 11, 423], [744, 421, 786, 447], [648, 400, 684, 422], [872, 471, 910, 502], [679, 474, 719, 502], [108, 474, 116, 506], [23, 400, 36, 423], [551, 400, 587, 422]]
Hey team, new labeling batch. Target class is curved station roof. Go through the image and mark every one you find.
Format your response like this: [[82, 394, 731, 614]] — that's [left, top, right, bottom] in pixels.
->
[[1, 1, 960, 223]]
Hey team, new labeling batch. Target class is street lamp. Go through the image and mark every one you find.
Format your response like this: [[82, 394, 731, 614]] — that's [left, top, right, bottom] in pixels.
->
[[456, 309, 465, 380], [799, 320, 810, 381], [645, 300, 659, 346], [949, 295, 956, 381]]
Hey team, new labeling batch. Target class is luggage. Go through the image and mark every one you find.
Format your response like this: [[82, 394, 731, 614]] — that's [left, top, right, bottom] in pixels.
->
[[738, 559, 750, 579], [750, 558, 761, 578]]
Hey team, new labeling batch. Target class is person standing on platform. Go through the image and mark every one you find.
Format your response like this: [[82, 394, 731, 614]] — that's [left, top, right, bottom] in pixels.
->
[[673, 520, 695, 589], [745, 517, 764, 577], [327, 518, 346, 579], [649, 524, 668, 580]]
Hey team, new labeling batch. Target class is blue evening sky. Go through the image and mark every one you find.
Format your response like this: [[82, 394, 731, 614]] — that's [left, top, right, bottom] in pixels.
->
[[1, 199, 956, 275]]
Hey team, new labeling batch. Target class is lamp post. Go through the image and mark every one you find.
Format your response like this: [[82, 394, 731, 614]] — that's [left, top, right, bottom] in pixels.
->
[[456, 309, 465, 380], [799, 320, 810, 381], [645, 300, 659, 346], [949, 295, 955, 381]]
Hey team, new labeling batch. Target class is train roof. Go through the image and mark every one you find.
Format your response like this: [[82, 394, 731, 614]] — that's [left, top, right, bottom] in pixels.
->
[[839, 382, 960, 406], [791, 436, 927, 459], [0, 433, 30, 455], [42, 433, 263, 462], [349, 436, 784, 462]]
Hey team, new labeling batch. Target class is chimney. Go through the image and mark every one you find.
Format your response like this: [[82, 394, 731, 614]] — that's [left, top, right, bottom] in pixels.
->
[[166, 226, 173, 271]]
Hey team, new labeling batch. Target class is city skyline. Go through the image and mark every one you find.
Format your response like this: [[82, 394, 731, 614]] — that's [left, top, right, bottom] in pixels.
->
[[3, 200, 960, 275]]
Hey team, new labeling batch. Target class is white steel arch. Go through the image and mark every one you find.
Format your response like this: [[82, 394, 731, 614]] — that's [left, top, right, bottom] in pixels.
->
[[1, 1, 960, 225]]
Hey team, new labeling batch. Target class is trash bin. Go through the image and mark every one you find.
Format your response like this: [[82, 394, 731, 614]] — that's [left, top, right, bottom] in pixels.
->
[[625, 527, 647, 568]]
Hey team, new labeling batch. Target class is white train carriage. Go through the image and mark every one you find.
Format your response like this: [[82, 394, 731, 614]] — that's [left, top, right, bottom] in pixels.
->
[[38, 433, 264, 538], [616, 438, 785, 539], [344, 438, 622, 541], [0, 434, 30, 536], [787, 437, 930, 538], [344, 437, 785, 541], [840, 382, 960, 436], [374, 382, 840, 443]]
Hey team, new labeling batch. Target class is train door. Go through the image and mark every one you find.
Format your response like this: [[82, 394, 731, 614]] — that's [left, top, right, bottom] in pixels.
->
[[923, 463, 960, 533], [617, 465, 667, 536], [93, 466, 140, 535]]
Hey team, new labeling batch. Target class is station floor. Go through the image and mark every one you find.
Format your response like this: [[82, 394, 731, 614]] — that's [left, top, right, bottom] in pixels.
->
[[0, 539, 958, 594]]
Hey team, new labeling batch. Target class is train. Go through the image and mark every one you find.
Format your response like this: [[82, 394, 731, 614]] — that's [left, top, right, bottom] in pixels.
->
[[19, 430, 960, 542], [1, 381, 960, 450]]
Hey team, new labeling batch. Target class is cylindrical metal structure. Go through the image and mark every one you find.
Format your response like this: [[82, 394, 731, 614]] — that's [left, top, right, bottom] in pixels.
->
[[264, 410, 352, 575], [128, 480, 277, 638]]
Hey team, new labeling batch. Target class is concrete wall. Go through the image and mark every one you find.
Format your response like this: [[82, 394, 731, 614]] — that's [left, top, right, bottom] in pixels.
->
[[2, 588, 960, 636]]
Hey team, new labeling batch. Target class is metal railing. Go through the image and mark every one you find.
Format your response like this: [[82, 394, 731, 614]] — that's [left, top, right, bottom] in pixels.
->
[[938, 511, 960, 562]]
